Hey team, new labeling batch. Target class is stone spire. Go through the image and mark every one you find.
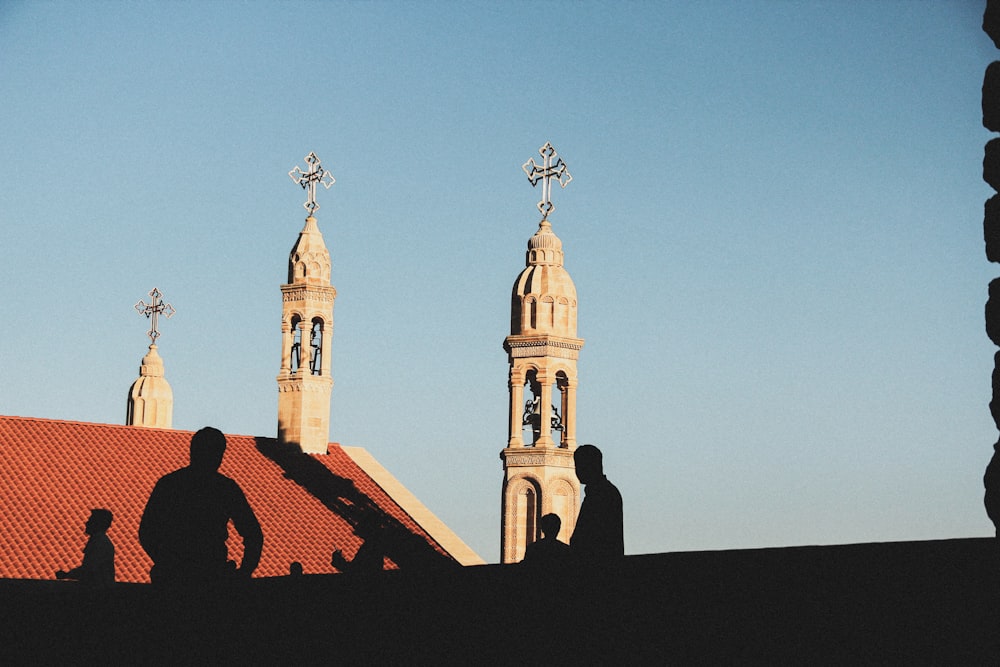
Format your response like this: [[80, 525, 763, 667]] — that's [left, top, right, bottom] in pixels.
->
[[500, 143, 584, 564], [277, 153, 337, 454]]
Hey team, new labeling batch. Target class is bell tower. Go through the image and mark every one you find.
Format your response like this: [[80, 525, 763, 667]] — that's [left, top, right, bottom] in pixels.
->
[[500, 143, 584, 563], [277, 152, 337, 455]]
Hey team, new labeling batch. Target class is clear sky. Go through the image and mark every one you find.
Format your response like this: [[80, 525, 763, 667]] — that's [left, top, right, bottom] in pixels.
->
[[1, 1, 996, 562]]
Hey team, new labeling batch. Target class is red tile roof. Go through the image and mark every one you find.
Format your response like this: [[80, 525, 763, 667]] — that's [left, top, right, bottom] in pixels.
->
[[0, 415, 453, 583]]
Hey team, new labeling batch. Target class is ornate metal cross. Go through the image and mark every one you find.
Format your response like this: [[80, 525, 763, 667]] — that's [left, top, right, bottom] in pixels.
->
[[522, 142, 572, 220], [134, 287, 175, 345], [289, 152, 336, 215]]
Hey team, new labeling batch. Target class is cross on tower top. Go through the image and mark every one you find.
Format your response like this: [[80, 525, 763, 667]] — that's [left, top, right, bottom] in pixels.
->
[[134, 287, 175, 345], [289, 152, 336, 216], [522, 142, 572, 221]]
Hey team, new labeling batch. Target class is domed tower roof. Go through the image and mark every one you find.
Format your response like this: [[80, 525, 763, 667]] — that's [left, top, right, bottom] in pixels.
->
[[510, 219, 578, 338], [126, 344, 173, 428]]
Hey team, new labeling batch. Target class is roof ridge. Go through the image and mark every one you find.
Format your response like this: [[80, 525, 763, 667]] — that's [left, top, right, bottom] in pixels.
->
[[0, 415, 341, 442], [0, 415, 156, 430]]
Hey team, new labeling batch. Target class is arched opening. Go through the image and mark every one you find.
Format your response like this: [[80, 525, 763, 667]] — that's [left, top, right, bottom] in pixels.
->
[[522, 370, 541, 446], [518, 484, 538, 549], [541, 295, 554, 329], [557, 296, 570, 332], [554, 371, 568, 446], [309, 318, 323, 376], [290, 315, 302, 373]]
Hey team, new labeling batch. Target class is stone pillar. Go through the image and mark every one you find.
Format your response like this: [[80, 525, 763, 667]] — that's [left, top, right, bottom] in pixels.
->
[[280, 319, 291, 374], [508, 370, 525, 447], [298, 319, 311, 375], [563, 376, 578, 449], [537, 374, 554, 447], [320, 319, 332, 376]]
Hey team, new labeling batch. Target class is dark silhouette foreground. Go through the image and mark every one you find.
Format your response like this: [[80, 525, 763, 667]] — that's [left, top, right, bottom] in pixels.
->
[[571, 444, 624, 562], [985, 441, 1000, 536], [139, 427, 262, 584], [522, 513, 570, 565], [55, 508, 115, 585], [4, 539, 995, 664]]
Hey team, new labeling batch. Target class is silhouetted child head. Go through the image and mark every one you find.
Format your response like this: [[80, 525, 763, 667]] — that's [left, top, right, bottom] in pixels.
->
[[574, 444, 604, 485], [539, 513, 561, 539], [190, 426, 227, 471], [86, 508, 113, 535]]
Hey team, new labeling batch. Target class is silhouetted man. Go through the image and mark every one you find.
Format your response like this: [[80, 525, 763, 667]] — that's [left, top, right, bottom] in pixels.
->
[[139, 427, 263, 584], [571, 444, 624, 562], [985, 440, 1000, 537], [56, 508, 115, 585], [522, 513, 571, 565]]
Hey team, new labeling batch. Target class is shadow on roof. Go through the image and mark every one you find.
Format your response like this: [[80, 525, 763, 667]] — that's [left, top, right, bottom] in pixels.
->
[[254, 437, 457, 572]]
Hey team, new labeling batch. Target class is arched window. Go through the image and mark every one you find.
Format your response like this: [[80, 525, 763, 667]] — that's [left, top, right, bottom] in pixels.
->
[[519, 484, 537, 548], [309, 318, 323, 376], [522, 370, 540, 446], [526, 296, 537, 331], [290, 315, 302, 373], [541, 295, 555, 329], [557, 296, 570, 331]]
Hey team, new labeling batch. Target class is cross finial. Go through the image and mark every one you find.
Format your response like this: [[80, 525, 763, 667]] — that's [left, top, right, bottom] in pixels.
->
[[522, 142, 572, 221], [289, 152, 336, 216], [134, 287, 175, 345]]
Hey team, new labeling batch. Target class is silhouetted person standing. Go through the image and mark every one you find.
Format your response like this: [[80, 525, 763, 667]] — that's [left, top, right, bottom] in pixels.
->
[[571, 444, 624, 562], [56, 508, 115, 585], [522, 513, 571, 565], [985, 441, 1000, 537], [139, 427, 263, 584]]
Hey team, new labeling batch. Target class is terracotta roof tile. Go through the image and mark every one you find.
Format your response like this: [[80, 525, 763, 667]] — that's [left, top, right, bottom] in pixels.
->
[[0, 416, 451, 583]]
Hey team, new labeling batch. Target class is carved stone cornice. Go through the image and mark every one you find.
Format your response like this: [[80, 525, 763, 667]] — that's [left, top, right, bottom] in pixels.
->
[[276, 377, 334, 392], [504, 335, 584, 360], [509, 345, 578, 360], [500, 446, 576, 470], [281, 284, 337, 303]]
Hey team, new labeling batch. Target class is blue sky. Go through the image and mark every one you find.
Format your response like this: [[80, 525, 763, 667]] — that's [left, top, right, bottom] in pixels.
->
[[0, 1, 995, 562]]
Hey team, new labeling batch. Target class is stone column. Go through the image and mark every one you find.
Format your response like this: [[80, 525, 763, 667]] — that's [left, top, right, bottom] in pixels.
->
[[280, 319, 291, 374], [537, 373, 554, 447], [297, 319, 310, 375], [508, 369, 525, 447], [320, 318, 332, 376], [562, 376, 578, 449]]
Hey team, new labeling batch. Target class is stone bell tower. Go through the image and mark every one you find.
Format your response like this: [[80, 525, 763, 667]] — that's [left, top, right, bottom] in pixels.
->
[[500, 143, 584, 563], [277, 152, 337, 455]]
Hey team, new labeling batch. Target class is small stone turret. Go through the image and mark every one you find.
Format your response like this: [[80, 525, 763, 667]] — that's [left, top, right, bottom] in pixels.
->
[[127, 344, 173, 428]]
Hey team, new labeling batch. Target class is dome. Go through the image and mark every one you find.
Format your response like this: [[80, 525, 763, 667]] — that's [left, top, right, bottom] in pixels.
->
[[525, 219, 564, 266], [126, 345, 173, 428], [510, 221, 578, 337]]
